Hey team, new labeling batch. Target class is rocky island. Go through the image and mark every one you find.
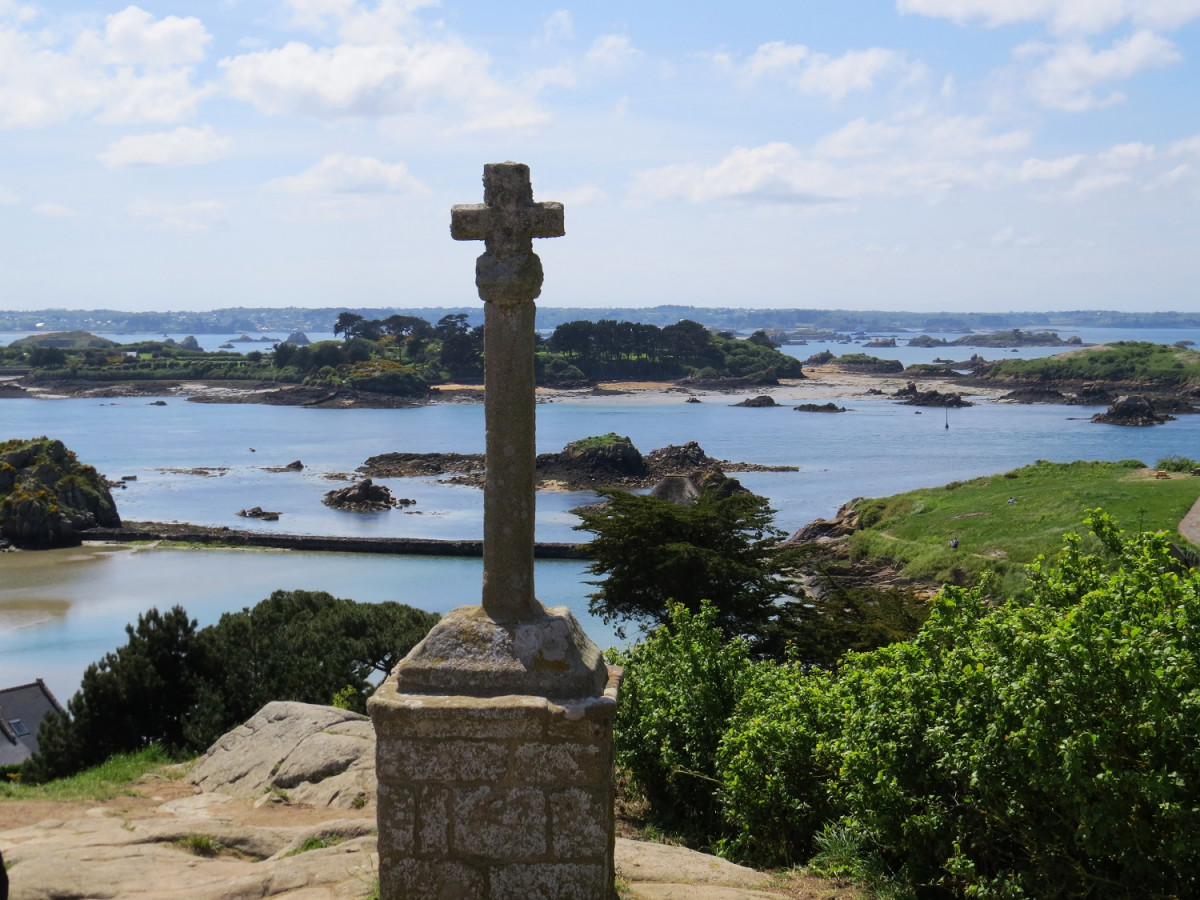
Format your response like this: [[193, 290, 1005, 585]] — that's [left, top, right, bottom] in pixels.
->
[[360, 434, 798, 491], [0, 437, 120, 549]]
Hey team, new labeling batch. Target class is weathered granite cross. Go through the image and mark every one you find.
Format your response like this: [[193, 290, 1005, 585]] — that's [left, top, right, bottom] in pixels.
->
[[451, 162, 564, 621], [389, 161, 604, 700]]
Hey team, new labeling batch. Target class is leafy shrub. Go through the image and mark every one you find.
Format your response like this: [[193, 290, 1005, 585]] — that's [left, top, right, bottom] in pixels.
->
[[826, 513, 1200, 897], [717, 659, 835, 865], [610, 602, 755, 840], [1155, 454, 1198, 473]]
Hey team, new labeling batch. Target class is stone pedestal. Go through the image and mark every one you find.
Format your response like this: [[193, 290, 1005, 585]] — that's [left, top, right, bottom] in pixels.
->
[[369, 605, 621, 900]]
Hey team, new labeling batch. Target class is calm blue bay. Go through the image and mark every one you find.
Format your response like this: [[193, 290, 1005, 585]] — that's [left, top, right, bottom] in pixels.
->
[[4, 324, 1200, 701]]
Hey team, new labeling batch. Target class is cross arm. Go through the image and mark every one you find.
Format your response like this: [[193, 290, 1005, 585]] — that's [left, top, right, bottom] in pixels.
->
[[450, 204, 491, 241]]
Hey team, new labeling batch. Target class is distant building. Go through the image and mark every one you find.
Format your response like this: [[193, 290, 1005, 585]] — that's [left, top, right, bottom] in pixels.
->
[[0, 679, 66, 768]]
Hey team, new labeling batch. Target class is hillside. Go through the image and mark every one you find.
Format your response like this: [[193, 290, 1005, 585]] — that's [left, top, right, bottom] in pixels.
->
[[983, 340, 1200, 387], [845, 459, 1200, 592]]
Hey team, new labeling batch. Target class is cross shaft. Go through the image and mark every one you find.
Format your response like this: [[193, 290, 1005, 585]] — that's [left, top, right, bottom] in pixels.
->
[[451, 162, 563, 620]]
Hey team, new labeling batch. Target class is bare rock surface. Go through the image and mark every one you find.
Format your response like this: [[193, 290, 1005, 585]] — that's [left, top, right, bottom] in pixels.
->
[[190, 701, 376, 809], [1, 701, 856, 900]]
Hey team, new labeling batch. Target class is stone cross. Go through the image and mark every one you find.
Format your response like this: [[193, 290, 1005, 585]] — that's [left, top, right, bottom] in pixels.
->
[[451, 162, 564, 621]]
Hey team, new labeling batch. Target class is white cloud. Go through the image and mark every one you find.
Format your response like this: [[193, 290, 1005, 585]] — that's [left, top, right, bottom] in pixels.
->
[[1017, 155, 1085, 180], [221, 31, 547, 132], [73, 6, 210, 69], [990, 225, 1041, 246], [547, 183, 607, 206], [817, 113, 1028, 160], [32, 202, 82, 217], [1100, 141, 1156, 167], [727, 41, 919, 100], [815, 118, 904, 158], [742, 41, 809, 78], [0, 7, 211, 129], [0, 183, 20, 204], [0, 2, 35, 23], [542, 10, 574, 42], [98, 125, 230, 166], [1145, 163, 1192, 190], [97, 68, 211, 124], [798, 48, 911, 100], [1168, 134, 1200, 156], [631, 142, 860, 204], [268, 153, 426, 193], [283, 0, 358, 31], [1063, 171, 1133, 200], [127, 199, 225, 231], [586, 34, 639, 70], [1020, 31, 1181, 110], [897, 0, 1200, 35]]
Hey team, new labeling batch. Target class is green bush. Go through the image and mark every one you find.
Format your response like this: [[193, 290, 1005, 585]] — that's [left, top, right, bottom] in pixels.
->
[[1155, 454, 1198, 473], [610, 602, 755, 840], [826, 513, 1200, 897], [717, 659, 835, 865]]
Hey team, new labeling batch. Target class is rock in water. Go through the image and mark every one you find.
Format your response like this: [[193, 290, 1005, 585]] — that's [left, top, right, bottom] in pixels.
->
[[322, 478, 401, 511], [554, 434, 647, 478], [0, 437, 120, 548], [1092, 394, 1174, 426], [732, 394, 778, 407]]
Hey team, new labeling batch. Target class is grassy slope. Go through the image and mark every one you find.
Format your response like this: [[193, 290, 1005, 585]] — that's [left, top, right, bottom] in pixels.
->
[[985, 341, 1200, 385], [0, 746, 179, 801], [848, 460, 1200, 592]]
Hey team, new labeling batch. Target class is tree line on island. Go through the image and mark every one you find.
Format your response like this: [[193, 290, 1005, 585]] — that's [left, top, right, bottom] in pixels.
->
[[1, 313, 800, 397]]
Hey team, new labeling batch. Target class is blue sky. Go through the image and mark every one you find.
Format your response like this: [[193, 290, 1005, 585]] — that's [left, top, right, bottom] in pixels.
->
[[1, 0, 1198, 313]]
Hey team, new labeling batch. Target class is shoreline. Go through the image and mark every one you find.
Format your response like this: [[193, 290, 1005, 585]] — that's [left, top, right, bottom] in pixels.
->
[[0, 365, 1009, 408]]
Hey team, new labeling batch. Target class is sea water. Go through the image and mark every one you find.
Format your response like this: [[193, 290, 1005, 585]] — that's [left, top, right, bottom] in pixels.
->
[[5, 324, 1200, 700]]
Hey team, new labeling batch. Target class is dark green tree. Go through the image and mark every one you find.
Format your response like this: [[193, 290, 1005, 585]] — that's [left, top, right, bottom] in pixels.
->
[[24, 606, 204, 781], [24, 592, 438, 781], [575, 487, 789, 641]]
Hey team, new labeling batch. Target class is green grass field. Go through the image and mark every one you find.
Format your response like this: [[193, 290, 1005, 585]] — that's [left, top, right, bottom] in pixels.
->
[[848, 459, 1200, 593], [0, 746, 181, 801]]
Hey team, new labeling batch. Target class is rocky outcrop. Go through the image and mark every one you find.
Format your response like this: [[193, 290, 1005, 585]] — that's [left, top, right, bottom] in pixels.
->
[[732, 394, 778, 407], [237, 506, 280, 521], [0, 437, 120, 548], [894, 382, 973, 407], [359, 438, 795, 492], [864, 337, 896, 348], [1092, 395, 1175, 426], [781, 502, 862, 545], [191, 702, 376, 809], [648, 474, 702, 505], [321, 478, 412, 511], [283, 331, 311, 345], [359, 451, 484, 478], [562, 433, 647, 474], [794, 402, 846, 412], [535, 434, 648, 485], [644, 440, 713, 472], [833, 354, 905, 374]]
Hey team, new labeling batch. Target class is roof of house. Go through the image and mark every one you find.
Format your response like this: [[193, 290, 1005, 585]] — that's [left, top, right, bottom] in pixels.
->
[[0, 679, 66, 768]]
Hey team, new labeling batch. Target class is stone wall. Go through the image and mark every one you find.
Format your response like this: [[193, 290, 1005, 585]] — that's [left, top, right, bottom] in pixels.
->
[[370, 666, 621, 900]]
